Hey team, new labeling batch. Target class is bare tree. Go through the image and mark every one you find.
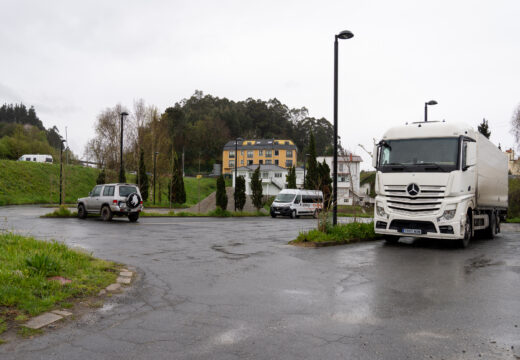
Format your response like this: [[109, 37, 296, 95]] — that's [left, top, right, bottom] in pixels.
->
[[512, 104, 520, 150]]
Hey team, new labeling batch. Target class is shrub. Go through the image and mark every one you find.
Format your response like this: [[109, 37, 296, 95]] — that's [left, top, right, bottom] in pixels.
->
[[26, 253, 62, 277]]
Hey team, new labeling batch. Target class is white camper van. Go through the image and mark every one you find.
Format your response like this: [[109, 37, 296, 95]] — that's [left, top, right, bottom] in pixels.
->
[[18, 154, 53, 163], [270, 189, 323, 219], [372, 121, 508, 248]]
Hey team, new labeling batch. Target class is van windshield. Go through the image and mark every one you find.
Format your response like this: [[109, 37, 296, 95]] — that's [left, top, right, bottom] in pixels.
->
[[275, 193, 296, 203]]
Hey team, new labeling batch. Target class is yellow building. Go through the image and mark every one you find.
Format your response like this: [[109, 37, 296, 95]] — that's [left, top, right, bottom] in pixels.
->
[[222, 139, 297, 174]]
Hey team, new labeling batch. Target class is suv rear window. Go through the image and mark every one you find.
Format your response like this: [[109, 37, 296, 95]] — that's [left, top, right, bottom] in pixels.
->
[[118, 186, 137, 197]]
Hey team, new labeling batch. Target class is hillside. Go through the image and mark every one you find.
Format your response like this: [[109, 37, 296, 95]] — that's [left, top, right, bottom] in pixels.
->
[[0, 159, 100, 205], [0, 160, 227, 207]]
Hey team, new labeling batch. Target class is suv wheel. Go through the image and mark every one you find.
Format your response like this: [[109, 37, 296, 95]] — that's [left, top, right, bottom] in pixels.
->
[[101, 205, 113, 222], [128, 213, 139, 222], [77, 204, 87, 219]]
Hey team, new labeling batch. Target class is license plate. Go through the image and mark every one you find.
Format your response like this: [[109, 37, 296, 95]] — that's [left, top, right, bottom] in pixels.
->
[[275, 211, 280, 214], [402, 228, 422, 235]]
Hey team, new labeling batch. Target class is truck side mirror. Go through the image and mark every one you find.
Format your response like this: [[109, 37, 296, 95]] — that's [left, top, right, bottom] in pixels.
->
[[465, 142, 477, 169], [372, 144, 378, 169]]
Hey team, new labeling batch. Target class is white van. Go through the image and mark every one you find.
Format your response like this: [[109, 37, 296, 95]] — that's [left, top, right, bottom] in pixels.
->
[[18, 154, 53, 163], [270, 189, 323, 219]]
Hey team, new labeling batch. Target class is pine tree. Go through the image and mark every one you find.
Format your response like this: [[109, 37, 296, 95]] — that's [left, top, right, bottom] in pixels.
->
[[235, 175, 246, 211], [286, 165, 296, 188], [170, 152, 186, 204], [96, 168, 106, 185], [305, 132, 319, 190], [138, 149, 149, 202], [318, 160, 332, 208], [216, 175, 228, 210], [251, 166, 263, 210], [478, 118, 491, 139]]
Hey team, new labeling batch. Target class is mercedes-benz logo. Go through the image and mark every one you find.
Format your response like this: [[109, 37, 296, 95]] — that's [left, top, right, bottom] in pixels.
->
[[407, 183, 420, 196]]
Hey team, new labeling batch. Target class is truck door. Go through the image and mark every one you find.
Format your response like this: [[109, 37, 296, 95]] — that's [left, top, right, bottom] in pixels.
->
[[460, 139, 477, 197]]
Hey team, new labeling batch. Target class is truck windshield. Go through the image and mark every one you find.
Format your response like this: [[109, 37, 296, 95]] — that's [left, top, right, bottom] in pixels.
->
[[275, 193, 296, 203], [379, 137, 459, 172]]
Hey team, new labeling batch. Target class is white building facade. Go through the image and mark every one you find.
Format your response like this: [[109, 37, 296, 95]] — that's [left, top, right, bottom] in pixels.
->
[[316, 154, 362, 205], [232, 165, 304, 196]]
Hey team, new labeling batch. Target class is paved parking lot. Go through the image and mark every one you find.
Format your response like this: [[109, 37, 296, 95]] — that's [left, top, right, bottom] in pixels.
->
[[1, 206, 520, 359]]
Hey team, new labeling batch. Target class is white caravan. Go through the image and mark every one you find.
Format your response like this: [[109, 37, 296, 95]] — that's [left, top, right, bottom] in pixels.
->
[[18, 154, 53, 163], [270, 189, 323, 219], [372, 121, 508, 248]]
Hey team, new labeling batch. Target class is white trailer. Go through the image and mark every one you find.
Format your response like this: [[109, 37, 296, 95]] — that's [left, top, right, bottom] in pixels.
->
[[18, 154, 53, 163], [372, 121, 508, 248]]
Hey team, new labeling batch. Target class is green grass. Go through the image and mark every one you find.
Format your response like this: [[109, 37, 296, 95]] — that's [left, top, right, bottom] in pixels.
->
[[0, 159, 99, 205], [0, 232, 118, 338], [290, 222, 379, 245], [506, 217, 520, 223]]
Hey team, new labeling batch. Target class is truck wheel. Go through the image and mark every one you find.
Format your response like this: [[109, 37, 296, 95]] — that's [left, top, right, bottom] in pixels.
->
[[496, 213, 501, 233], [383, 235, 399, 244], [128, 213, 139, 222], [291, 210, 297, 219], [271, 213, 277, 218], [486, 211, 496, 239], [459, 213, 472, 248], [101, 205, 113, 222], [77, 204, 87, 219]]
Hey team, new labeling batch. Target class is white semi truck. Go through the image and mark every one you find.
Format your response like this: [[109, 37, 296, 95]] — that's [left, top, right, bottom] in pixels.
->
[[372, 121, 508, 248]]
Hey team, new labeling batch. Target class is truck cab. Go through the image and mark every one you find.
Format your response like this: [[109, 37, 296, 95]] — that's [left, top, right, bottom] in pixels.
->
[[372, 121, 508, 248]]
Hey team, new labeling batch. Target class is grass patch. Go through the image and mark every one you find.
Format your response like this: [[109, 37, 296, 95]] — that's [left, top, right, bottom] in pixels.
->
[[141, 208, 267, 217], [290, 222, 380, 246], [506, 217, 520, 223], [41, 206, 76, 218], [0, 232, 118, 335]]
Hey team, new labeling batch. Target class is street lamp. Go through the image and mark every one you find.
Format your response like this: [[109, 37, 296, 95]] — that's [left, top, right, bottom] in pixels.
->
[[333, 29, 354, 226], [234, 137, 243, 211], [303, 153, 310, 189], [153, 151, 159, 205], [424, 100, 437, 122], [119, 111, 129, 183], [59, 139, 67, 205]]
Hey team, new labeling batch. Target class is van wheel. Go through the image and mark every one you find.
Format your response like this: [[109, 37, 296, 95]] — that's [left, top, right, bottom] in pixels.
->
[[101, 206, 113, 222], [291, 210, 297, 219], [77, 204, 87, 219], [459, 213, 472, 248]]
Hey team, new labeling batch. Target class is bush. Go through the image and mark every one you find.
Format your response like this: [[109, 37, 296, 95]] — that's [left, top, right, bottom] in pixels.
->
[[293, 222, 377, 244], [509, 177, 520, 219]]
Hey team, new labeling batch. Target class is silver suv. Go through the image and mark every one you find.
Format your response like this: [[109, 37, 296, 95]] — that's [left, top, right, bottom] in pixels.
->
[[77, 183, 143, 222]]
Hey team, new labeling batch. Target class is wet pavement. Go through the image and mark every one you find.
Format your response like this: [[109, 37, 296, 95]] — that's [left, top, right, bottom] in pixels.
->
[[1, 205, 519, 359]]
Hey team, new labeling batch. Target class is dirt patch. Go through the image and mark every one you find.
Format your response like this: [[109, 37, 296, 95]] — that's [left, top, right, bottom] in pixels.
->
[[465, 255, 504, 274]]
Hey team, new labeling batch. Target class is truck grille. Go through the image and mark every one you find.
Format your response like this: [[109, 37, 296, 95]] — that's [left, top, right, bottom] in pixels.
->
[[384, 185, 445, 214], [389, 220, 437, 234]]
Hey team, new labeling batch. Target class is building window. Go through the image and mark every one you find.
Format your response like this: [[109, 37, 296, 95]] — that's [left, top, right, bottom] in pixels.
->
[[274, 141, 279, 145], [274, 150, 279, 156], [259, 160, 263, 164], [285, 160, 293, 167], [258, 150, 263, 156], [275, 160, 279, 165], [339, 163, 344, 172], [229, 160, 235, 168], [275, 173, 282, 178], [266, 150, 272, 157], [247, 150, 253, 158], [262, 172, 268, 179], [266, 160, 272, 165], [229, 151, 235, 159], [286, 150, 292, 157], [247, 160, 253, 165], [247, 142, 252, 145], [241, 150, 244, 156], [285, 141, 289, 145], [241, 160, 244, 165]]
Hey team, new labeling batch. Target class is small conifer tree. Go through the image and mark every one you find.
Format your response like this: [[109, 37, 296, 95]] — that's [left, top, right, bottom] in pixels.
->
[[286, 165, 296, 188], [216, 175, 228, 210], [235, 175, 246, 211], [251, 166, 263, 210], [138, 149, 149, 202]]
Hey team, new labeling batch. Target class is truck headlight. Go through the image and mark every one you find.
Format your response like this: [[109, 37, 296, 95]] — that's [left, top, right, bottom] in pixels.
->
[[376, 203, 387, 218], [437, 209, 456, 222]]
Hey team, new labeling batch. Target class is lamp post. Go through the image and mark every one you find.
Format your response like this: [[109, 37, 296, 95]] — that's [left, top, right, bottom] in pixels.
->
[[59, 139, 66, 205], [119, 111, 129, 183], [234, 137, 243, 211], [153, 151, 159, 205], [303, 153, 310, 189], [333, 29, 354, 226], [424, 100, 437, 122]]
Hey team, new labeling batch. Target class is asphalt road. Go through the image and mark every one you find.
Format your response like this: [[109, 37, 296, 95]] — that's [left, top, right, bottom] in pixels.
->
[[1, 206, 519, 360]]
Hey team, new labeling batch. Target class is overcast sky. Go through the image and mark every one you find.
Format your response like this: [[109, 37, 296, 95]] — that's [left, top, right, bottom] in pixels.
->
[[1, 0, 519, 169]]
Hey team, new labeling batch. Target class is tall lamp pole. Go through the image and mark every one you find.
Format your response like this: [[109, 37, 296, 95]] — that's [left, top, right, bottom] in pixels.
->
[[153, 152, 159, 205], [333, 30, 354, 226], [234, 137, 243, 211], [59, 139, 66, 205], [119, 112, 128, 182], [424, 100, 437, 122]]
